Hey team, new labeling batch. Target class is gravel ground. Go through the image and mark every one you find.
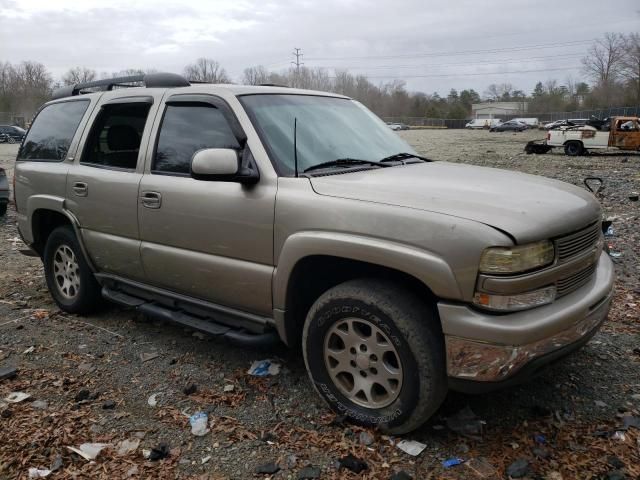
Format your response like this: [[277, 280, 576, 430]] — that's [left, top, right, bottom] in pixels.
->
[[0, 132, 639, 480]]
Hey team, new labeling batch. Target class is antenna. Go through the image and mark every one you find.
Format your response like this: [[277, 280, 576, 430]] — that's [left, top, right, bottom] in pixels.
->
[[294, 117, 299, 178]]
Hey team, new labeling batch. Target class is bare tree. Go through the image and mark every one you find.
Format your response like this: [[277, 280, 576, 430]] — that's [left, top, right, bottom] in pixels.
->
[[621, 33, 640, 102], [62, 67, 97, 86], [242, 66, 269, 85], [483, 83, 513, 101], [581, 33, 625, 85], [183, 58, 230, 83]]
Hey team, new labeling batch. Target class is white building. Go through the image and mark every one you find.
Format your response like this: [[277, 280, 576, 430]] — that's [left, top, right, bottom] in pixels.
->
[[471, 102, 528, 119]]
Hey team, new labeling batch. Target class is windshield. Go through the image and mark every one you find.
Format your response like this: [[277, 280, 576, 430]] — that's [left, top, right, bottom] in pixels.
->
[[239, 94, 415, 176]]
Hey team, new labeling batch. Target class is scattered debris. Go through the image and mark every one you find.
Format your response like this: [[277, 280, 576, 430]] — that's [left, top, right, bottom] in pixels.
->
[[116, 438, 140, 456], [248, 359, 281, 376], [389, 471, 412, 480], [607, 455, 625, 469], [27, 467, 51, 478], [201, 455, 211, 464], [532, 446, 550, 459], [442, 457, 464, 468], [102, 400, 116, 409], [0, 366, 18, 381], [147, 393, 160, 407], [595, 400, 608, 408], [622, 415, 640, 430], [359, 431, 374, 446], [611, 431, 627, 441], [506, 458, 530, 478], [223, 384, 235, 393], [446, 405, 485, 438], [49, 456, 63, 472], [629, 192, 639, 202], [31, 400, 48, 409], [139, 352, 159, 362], [255, 462, 280, 474], [183, 383, 198, 395], [297, 466, 321, 479], [148, 443, 170, 461], [189, 411, 209, 436], [74, 389, 91, 402], [4, 391, 31, 403], [67, 443, 110, 461], [464, 458, 498, 477], [338, 454, 368, 473], [396, 439, 427, 456], [23, 346, 35, 354]]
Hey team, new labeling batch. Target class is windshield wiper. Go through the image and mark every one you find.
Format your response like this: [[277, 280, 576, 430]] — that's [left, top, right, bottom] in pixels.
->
[[303, 158, 391, 173], [379, 152, 432, 163]]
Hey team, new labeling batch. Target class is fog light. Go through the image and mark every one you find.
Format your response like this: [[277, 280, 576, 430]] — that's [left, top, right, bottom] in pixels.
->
[[473, 286, 556, 312]]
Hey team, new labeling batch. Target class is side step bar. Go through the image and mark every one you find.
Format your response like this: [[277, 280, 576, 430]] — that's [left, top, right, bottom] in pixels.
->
[[102, 286, 280, 348]]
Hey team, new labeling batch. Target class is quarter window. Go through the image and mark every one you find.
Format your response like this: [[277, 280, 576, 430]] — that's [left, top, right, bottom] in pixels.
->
[[153, 104, 240, 175], [81, 103, 151, 170], [19, 100, 89, 161]]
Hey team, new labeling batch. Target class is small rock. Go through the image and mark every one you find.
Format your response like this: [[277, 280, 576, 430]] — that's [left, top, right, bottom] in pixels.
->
[[139, 352, 159, 363], [255, 462, 280, 474], [148, 443, 170, 461], [622, 415, 640, 429], [183, 384, 197, 396], [506, 458, 530, 478], [532, 446, 550, 459], [607, 456, 625, 469], [0, 366, 18, 381], [547, 472, 563, 480], [607, 471, 626, 480], [78, 363, 95, 373], [74, 389, 91, 402], [338, 454, 368, 473], [285, 454, 297, 469], [595, 400, 608, 408], [102, 400, 116, 409], [297, 466, 321, 479], [32, 400, 48, 410], [223, 384, 235, 393], [389, 471, 412, 480], [1, 409, 12, 418], [359, 431, 374, 446]]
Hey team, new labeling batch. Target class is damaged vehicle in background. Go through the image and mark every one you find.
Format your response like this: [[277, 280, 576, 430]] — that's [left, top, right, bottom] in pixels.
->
[[14, 73, 615, 434]]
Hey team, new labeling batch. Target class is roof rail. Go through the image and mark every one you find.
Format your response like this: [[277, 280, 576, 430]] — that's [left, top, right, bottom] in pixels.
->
[[258, 83, 289, 88], [51, 72, 190, 100]]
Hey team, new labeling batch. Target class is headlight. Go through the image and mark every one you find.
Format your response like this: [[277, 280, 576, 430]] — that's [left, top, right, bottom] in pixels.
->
[[479, 240, 554, 274], [473, 285, 556, 312]]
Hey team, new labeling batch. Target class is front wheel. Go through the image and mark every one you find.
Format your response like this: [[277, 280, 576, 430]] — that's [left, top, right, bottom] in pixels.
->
[[43, 226, 102, 314], [302, 279, 447, 434]]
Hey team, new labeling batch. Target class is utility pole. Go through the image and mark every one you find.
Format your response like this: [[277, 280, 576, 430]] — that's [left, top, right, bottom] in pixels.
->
[[291, 48, 304, 74]]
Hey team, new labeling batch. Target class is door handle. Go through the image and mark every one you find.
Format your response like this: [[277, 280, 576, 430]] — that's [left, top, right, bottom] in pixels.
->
[[141, 191, 162, 209], [72, 182, 88, 197]]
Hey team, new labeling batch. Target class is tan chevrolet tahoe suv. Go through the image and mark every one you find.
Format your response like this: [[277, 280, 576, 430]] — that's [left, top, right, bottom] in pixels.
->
[[14, 73, 615, 434]]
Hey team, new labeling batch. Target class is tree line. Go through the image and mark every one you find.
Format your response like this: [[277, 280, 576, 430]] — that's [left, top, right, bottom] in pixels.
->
[[1, 32, 638, 123]]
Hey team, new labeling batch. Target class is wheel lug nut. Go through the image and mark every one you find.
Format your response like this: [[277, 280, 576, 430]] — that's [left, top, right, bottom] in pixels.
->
[[370, 367, 377, 375], [360, 370, 367, 377], [360, 345, 367, 352], [350, 347, 356, 355], [350, 360, 356, 367]]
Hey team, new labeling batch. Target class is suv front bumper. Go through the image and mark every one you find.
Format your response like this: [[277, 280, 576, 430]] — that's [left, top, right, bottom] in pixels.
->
[[439, 252, 614, 392]]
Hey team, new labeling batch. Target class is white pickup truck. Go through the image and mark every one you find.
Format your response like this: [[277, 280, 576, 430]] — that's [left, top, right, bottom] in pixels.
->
[[535, 117, 640, 156]]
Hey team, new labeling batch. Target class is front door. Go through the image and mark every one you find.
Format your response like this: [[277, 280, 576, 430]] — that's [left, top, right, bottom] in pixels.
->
[[610, 118, 640, 150], [138, 94, 275, 316], [66, 95, 157, 280]]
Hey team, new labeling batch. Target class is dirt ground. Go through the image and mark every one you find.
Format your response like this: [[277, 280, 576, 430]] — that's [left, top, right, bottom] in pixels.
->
[[0, 131, 639, 480]]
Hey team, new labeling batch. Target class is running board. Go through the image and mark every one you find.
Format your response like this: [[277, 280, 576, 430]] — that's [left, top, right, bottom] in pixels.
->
[[101, 286, 280, 347]]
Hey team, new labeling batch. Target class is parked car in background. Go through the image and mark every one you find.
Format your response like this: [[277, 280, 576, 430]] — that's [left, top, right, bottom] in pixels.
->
[[544, 119, 588, 130], [489, 120, 527, 132], [0, 125, 26, 143], [512, 118, 539, 129], [0, 168, 9, 216], [465, 118, 502, 129], [387, 122, 409, 131]]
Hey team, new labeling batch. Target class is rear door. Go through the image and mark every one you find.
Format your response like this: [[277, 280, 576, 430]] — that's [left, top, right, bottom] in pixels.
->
[[609, 119, 640, 150], [137, 93, 275, 315], [65, 93, 161, 280]]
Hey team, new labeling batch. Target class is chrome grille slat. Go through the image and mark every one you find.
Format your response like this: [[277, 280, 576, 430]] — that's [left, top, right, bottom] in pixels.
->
[[556, 264, 597, 297], [555, 223, 600, 262]]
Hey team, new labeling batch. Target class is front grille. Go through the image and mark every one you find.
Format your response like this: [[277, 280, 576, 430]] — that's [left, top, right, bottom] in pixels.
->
[[556, 263, 597, 298], [555, 222, 601, 262]]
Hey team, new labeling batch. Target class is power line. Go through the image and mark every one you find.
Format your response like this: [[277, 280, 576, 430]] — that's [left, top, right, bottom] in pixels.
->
[[305, 39, 595, 62], [330, 65, 582, 79]]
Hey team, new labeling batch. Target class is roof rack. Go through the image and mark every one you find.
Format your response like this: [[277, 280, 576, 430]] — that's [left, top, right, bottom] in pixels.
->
[[51, 72, 190, 100], [258, 83, 289, 88]]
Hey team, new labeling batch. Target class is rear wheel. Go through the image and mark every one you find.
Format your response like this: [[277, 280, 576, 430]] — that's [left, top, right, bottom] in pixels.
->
[[43, 226, 102, 314], [564, 141, 583, 156], [302, 278, 447, 434]]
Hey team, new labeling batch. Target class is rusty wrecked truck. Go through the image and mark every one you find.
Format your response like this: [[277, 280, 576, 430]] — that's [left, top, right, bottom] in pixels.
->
[[526, 116, 640, 156]]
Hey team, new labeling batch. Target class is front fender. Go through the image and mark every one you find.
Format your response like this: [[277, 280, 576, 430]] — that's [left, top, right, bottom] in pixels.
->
[[272, 231, 463, 312]]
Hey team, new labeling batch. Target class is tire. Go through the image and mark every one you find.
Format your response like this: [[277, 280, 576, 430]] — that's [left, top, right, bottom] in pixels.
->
[[302, 278, 447, 434], [43, 226, 102, 314], [564, 141, 583, 156], [7, 137, 15, 144]]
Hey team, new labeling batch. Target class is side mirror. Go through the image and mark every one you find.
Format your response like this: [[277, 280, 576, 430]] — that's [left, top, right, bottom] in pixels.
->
[[191, 148, 239, 177]]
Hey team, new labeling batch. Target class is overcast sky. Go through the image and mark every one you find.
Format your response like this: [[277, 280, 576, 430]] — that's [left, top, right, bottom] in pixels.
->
[[0, 0, 638, 96]]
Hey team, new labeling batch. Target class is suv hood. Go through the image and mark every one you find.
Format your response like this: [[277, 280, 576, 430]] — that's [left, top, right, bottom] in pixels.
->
[[309, 162, 601, 244]]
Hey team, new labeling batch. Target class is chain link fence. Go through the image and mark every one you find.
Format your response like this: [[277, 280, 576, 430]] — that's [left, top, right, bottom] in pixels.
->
[[0, 112, 26, 127], [383, 106, 640, 129]]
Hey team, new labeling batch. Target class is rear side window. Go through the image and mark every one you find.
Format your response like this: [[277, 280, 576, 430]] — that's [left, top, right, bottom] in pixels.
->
[[19, 100, 89, 161], [81, 103, 151, 170], [153, 104, 239, 174]]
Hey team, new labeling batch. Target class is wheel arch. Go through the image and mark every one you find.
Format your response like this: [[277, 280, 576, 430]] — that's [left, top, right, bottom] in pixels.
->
[[273, 232, 461, 347]]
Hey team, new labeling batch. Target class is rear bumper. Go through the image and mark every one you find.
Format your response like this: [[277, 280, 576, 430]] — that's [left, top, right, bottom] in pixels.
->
[[439, 252, 614, 389]]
